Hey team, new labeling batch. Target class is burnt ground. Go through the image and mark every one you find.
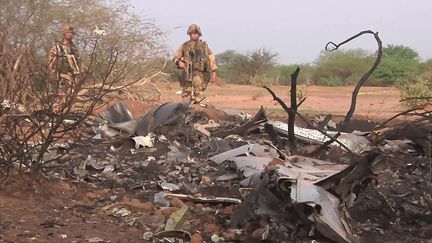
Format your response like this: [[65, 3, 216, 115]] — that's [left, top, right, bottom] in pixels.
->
[[0, 102, 431, 243]]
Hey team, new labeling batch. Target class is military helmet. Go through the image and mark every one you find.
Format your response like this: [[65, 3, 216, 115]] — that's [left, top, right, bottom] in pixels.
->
[[187, 24, 202, 36], [62, 24, 75, 34]]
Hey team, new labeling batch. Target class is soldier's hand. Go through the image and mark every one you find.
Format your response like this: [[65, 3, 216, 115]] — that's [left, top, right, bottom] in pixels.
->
[[210, 71, 217, 83], [177, 61, 186, 69]]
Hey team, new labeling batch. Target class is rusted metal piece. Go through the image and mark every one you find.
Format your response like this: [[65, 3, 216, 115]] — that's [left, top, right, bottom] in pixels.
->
[[193, 120, 220, 137], [98, 102, 137, 137], [164, 193, 242, 204], [212, 106, 267, 138], [192, 104, 238, 122], [99, 102, 134, 124]]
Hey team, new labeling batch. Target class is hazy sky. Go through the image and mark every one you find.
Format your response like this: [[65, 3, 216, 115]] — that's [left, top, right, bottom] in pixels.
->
[[131, 0, 431, 64]]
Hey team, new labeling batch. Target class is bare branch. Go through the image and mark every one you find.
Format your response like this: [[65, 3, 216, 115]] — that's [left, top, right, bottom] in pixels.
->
[[326, 30, 383, 131], [263, 86, 355, 155]]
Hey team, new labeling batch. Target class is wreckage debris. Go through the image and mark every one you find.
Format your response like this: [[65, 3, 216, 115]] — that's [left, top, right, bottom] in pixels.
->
[[26, 100, 429, 243], [134, 101, 192, 136], [208, 143, 279, 165], [164, 193, 242, 204], [89, 102, 386, 242], [269, 120, 373, 154]]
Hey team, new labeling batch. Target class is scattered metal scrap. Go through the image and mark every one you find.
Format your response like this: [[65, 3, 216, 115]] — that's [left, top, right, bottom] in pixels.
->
[[269, 120, 373, 154], [206, 140, 378, 242], [230, 151, 380, 243], [90, 101, 375, 242], [164, 193, 242, 204], [134, 101, 192, 136], [56, 99, 430, 242], [208, 143, 279, 165]]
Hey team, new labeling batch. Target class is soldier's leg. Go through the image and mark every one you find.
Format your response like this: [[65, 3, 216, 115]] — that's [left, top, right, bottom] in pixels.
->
[[54, 74, 73, 112], [192, 75, 203, 99], [182, 81, 192, 98]]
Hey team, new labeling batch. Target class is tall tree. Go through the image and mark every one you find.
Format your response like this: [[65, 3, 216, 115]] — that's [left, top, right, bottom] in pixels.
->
[[234, 48, 277, 83], [373, 44, 421, 85]]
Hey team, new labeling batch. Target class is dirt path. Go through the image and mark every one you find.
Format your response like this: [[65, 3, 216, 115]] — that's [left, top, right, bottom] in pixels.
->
[[158, 83, 401, 119]]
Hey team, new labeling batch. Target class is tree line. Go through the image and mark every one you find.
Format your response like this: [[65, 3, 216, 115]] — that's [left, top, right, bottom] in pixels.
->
[[214, 45, 431, 88]]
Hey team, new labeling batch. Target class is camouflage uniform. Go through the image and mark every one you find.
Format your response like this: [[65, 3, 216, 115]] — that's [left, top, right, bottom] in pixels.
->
[[173, 24, 217, 100], [48, 24, 81, 111], [48, 25, 81, 89]]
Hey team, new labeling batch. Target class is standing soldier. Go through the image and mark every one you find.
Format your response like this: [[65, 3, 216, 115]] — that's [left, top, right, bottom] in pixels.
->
[[173, 24, 217, 101], [48, 24, 81, 110]]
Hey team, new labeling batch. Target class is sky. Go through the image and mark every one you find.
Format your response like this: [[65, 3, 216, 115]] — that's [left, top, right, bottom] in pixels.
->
[[131, 0, 432, 64]]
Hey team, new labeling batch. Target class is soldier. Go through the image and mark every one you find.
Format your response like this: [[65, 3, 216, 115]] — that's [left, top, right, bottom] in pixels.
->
[[48, 24, 81, 90], [48, 24, 81, 111], [173, 24, 217, 101]]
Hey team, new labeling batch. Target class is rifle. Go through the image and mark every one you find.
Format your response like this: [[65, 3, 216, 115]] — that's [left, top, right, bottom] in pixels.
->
[[55, 43, 81, 76], [178, 52, 194, 94], [186, 49, 211, 91]]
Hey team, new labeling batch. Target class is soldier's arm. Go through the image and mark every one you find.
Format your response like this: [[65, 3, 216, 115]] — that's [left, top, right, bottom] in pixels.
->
[[173, 45, 186, 69], [206, 44, 218, 72], [204, 43, 218, 83], [173, 45, 183, 64]]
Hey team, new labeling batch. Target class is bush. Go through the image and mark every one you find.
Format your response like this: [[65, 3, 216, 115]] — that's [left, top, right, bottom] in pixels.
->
[[251, 73, 276, 86], [216, 49, 277, 84], [373, 45, 422, 85], [315, 76, 345, 86], [399, 77, 432, 109], [274, 64, 314, 85], [313, 49, 374, 86]]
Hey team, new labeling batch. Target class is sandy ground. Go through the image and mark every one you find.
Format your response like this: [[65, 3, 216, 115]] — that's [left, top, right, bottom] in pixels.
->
[[157, 83, 402, 119]]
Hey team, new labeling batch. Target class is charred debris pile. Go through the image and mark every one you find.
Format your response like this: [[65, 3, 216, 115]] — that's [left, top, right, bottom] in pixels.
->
[[38, 98, 431, 242]]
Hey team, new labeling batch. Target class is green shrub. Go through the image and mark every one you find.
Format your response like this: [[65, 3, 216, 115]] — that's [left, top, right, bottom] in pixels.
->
[[315, 76, 344, 86], [399, 77, 432, 109]]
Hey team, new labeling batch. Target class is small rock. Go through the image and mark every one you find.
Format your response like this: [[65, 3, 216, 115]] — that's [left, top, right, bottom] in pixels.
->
[[195, 203, 204, 209], [112, 207, 131, 217], [159, 181, 181, 192], [86, 237, 105, 243], [85, 192, 99, 200], [252, 227, 266, 239], [92, 134, 102, 140], [120, 195, 131, 202], [222, 230, 236, 241], [210, 234, 224, 242], [191, 233, 203, 243], [161, 207, 175, 217], [154, 192, 170, 207], [201, 175, 212, 185], [170, 198, 187, 208], [142, 232, 153, 241], [204, 223, 220, 234], [130, 199, 153, 211], [221, 206, 234, 215], [140, 215, 166, 228]]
